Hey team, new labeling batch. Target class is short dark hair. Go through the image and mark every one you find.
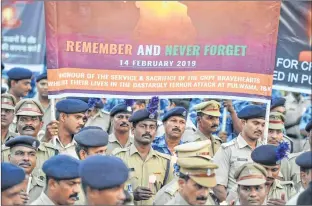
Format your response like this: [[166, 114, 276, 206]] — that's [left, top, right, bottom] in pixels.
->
[[300, 167, 311, 174], [7, 79, 17, 89], [179, 172, 190, 182], [75, 143, 89, 160], [135, 99, 146, 106], [169, 99, 191, 111]]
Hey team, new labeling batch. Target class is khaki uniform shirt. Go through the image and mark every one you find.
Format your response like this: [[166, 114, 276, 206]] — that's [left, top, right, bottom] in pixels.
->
[[213, 134, 263, 193], [113, 144, 174, 206], [51, 137, 78, 159], [185, 130, 222, 157], [2, 142, 58, 180], [31, 192, 55, 205], [85, 110, 110, 132], [154, 178, 218, 205], [267, 179, 296, 202], [106, 133, 133, 155], [165, 192, 190, 205], [28, 176, 45, 204], [286, 187, 304, 205], [2, 130, 18, 144]]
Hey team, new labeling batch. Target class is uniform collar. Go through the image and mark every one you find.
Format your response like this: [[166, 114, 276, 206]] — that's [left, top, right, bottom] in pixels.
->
[[91, 110, 104, 119], [237, 134, 262, 149], [129, 144, 157, 158], [55, 136, 76, 148], [108, 133, 133, 145]]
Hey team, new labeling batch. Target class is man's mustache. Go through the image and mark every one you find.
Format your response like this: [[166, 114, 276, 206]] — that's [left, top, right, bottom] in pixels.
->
[[69, 193, 79, 200], [22, 126, 35, 131], [172, 128, 181, 132], [142, 133, 152, 138], [19, 162, 31, 167], [211, 124, 218, 128], [196, 196, 208, 201], [120, 122, 129, 127]]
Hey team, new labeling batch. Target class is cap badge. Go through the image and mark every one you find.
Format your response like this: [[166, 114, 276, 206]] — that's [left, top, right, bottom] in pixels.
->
[[207, 169, 212, 176], [32, 141, 37, 148], [182, 111, 186, 117], [149, 113, 155, 119], [127, 106, 132, 112]]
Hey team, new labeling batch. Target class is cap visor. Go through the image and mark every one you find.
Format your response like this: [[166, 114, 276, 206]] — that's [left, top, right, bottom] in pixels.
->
[[201, 111, 221, 117], [237, 178, 266, 186], [268, 124, 284, 130], [191, 176, 217, 188], [16, 111, 43, 116]]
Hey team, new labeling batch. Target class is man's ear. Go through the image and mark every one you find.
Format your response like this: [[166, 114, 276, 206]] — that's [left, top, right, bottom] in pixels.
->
[[8, 154, 11, 161], [59, 113, 66, 122], [178, 178, 186, 189]]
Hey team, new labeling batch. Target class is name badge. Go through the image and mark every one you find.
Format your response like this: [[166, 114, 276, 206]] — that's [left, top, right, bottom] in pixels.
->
[[237, 157, 248, 161]]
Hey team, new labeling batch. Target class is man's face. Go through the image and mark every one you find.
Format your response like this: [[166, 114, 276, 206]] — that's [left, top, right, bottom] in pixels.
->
[[1, 108, 14, 128], [1, 182, 25, 205], [132, 103, 145, 113], [271, 106, 286, 115], [263, 165, 280, 186], [268, 129, 284, 145], [238, 184, 266, 205], [132, 120, 157, 145], [52, 178, 81, 205], [9, 146, 36, 175], [79, 146, 108, 160], [164, 116, 186, 140], [17, 116, 43, 137], [87, 184, 125, 206], [62, 113, 85, 134], [179, 178, 209, 205], [113, 112, 131, 133], [242, 118, 265, 140], [11, 79, 32, 97], [36, 79, 48, 97], [197, 114, 219, 134]]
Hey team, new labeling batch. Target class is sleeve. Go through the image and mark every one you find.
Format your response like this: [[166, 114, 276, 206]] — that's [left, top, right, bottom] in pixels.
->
[[213, 146, 231, 186]]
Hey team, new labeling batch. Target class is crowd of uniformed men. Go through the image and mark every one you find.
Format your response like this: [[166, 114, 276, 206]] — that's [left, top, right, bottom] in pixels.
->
[[1, 67, 312, 205]]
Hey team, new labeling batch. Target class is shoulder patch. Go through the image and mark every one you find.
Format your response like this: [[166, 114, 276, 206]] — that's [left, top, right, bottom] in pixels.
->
[[42, 142, 58, 151], [213, 135, 223, 144], [34, 177, 45, 187], [221, 140, 235, 149], [283, 135, 294, 143], [165, 182, 179, 196], [280, 181, 294, 186], [112, 147, 128, 156], [155, 151, 171, 160], [102, 110, 110, 115]]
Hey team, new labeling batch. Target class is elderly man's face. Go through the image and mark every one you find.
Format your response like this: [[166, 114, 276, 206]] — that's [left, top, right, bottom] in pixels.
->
[[238, 184, 266, 205], [17, 116, 43, 137], [179, 178, 209, 205], [9, 146, 37, 175]]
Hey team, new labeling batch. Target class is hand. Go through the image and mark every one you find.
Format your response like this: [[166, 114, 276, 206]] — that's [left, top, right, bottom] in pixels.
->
[[223, 100, 235, 113], [44, 120, 59, 142], [18, 191, 29, 205], [133, 186, 153, 201], [267, 193, 286, 205]]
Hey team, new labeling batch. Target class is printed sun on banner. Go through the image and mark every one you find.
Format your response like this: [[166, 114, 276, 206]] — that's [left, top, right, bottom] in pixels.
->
[[45, 1, 281, 99]]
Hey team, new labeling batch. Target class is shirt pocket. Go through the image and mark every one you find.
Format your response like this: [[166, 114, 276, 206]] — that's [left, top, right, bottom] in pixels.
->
[[232, 156, 249, 170], [126, 171, 139, 193]]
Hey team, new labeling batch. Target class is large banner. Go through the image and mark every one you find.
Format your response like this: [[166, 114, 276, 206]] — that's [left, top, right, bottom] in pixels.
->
[[45, 1, 281, 100], [1, 1, 46, 71], [273, 1, 312, 94]]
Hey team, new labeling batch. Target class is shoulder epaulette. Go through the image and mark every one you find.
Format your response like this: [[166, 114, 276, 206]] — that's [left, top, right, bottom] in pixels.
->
[[221, 139, 235, 148], [112, 147, 128, 156], [42, 142, 58, 150], [155, 151, 171, 160]]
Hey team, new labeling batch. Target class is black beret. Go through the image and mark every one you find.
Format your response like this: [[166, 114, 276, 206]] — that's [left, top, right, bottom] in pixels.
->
[[305, 121, 312, 132], [237, 105, 266, 120], [295, 151, 312, 169], [270, 97, 286, 110], [43, 155, 80, 180], [79, 155, 129, 190], [74, 128, 108, 147], [7, 67, 32, 80], [56, 99, 89, 114], [110, 103, 132, 117], [129, 109, 158, 123], [36, 73, 47, 82], [5, 135, 40, 150], [1, 163, 25, 191], [251, 143, 289, 166], [162, 106, 187, 122]]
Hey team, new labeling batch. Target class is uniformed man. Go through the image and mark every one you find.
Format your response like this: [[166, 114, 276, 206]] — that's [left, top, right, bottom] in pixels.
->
[[84, 98, 111, 132], [213, 105, 265, 202], [154, 140, 218, 205], [268, 112, 293, 153], [34, 72, 51, 131], [184, 100, 223, 157], [73, 126, 109, 205], [234, 163, 267, 206], [152, 106, 187, 155], [107, 101, 134, 154], [2, 99, 58, 180], [297, 181, 312, 205], [45, 98, 89, 159], [5, 136, 44, 204], [1, 162, 28, 205], [270, 97, 286, 114], [74, 126, 109, 159], [251, 144, 296, 203], [165, 156, 218, 205], [1, 93, 18, 143], [286, 151, 312, 205], [113, 97, 174, 205], [79, 155, 129, 205], [156, 98, 196, 140], [288, 120, 312, 192], [7, 67, 32, 103], [31, 155, 81, 205]]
